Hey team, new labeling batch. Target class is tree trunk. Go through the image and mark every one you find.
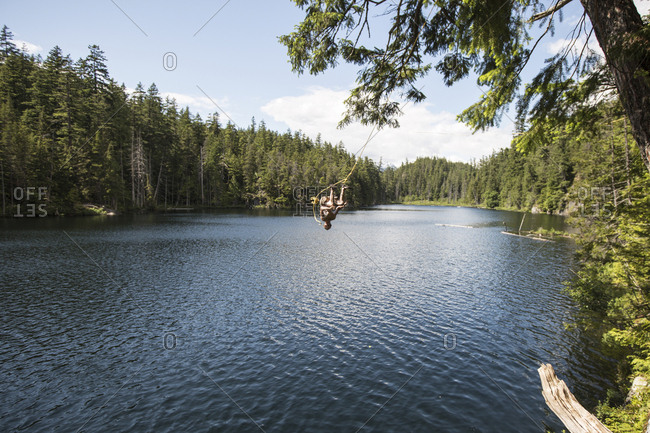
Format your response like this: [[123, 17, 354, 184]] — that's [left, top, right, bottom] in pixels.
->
[[131, 127, 135, 205], [581, 0, 650, 174], [609, 119, 618, 208], [623, 117, 632, 204], [1, 159, 5, 216], [538, 364, 613, 433], [200, 144, 205, 205], [153, 158, 164, 205]]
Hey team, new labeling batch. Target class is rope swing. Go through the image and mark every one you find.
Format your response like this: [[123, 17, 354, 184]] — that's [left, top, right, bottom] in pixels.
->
[[311, 89, 416, 229], [311, 126, 376, 229]]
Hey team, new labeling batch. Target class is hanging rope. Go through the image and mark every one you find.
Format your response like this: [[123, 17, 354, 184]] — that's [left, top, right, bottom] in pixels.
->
[[309, 86, 423, 226], [311, 126, 377, 225]]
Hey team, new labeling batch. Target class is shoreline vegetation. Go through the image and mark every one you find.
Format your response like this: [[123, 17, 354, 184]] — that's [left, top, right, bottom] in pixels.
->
[[1, 27, 649, 431], [8, 199, 570, 220]]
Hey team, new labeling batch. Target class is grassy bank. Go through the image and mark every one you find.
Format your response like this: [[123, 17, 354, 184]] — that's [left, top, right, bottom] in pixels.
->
[[396, 199, 529, 213]]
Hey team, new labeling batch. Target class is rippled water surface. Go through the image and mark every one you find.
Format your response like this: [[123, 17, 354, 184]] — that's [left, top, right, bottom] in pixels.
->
[[1, 206, 615, 432]]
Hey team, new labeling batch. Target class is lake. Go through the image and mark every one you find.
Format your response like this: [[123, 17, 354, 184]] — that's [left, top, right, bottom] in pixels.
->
[[0, 205, 616, 432]]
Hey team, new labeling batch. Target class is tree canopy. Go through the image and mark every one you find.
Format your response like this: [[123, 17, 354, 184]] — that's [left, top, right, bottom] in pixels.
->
[[0, 27, 384, 215], [281, 0, 650, 174]]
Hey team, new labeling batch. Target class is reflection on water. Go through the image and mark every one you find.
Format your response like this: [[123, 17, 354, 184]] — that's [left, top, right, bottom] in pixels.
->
[[0, 206, 615, 432]]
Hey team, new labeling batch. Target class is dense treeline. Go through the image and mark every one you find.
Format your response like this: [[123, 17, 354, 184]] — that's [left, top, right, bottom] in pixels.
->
[[382, 157, 477, 205], [553, 103, 650, 430], [383, 101, 642, 218], [0, 26, 382, 215], [3, 25, 635, 220]]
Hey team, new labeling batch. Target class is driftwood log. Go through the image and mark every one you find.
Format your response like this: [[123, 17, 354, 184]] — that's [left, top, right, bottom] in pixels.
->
[[538, 363, 612, 433]]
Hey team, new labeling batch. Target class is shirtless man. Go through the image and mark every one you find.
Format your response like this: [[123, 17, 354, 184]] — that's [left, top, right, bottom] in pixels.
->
[[319, 185, 348, 230]]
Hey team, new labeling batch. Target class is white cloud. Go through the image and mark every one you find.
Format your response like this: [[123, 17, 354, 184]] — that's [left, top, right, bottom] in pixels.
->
[[546, 35, 604, 59], [161, 91, 231, 119], [13, 40, 42, 55], [635, 0, 650, 16], [124, 87, 232, 122], [261, 87, 512, 166]]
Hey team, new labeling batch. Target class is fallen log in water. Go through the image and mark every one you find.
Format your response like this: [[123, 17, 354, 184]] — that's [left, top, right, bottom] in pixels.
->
[[501, 231, 552, 241], [538, 363, 612, 433]]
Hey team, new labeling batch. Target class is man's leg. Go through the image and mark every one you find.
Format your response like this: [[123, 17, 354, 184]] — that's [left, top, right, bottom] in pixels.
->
[[338, 186, 347, 203]]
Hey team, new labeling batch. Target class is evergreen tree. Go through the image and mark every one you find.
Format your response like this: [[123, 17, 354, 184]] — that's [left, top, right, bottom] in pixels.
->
[[0, 25, 18, 60], [282, 1, 650, 175]]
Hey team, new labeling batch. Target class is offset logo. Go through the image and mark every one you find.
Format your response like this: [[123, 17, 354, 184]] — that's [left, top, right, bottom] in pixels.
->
[[163, 52, 177, 71], [163, 332, 177, 350], [443, 333, 457, 350], [292, 186, 324, 217], [575, 186, 614, 218], [13, 187, 47, 217]]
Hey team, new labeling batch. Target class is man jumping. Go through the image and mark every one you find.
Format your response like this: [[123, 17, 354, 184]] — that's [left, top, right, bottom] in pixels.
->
[[319, 185, 348, 230]]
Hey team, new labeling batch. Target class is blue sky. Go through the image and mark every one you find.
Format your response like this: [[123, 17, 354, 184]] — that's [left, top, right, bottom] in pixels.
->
[[3, 1, 649, 165]]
